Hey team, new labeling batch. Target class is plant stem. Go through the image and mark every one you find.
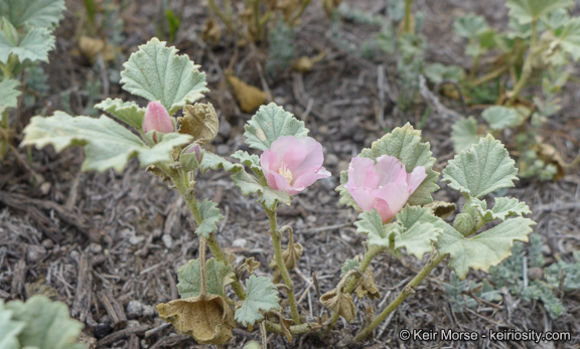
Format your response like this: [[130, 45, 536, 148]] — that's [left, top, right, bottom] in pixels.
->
[[264, 206, 301, 324], [264, 320, 321, 335], [470, 65, 508, 86], [403, 0, 413, 33], [199, 237, 208, 296], [170, 167, 246, 300], [207, 0, 234, 32], [354, 253, 447, 341], [289, 0, 311, 26], [328, 244, 385, 327], [507, 18, 537, 105]]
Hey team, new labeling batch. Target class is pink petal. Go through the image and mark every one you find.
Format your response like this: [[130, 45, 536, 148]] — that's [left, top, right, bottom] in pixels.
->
[[372, 181, 410, 222], [373, 155, 407, 185], [346, 157, 380, 189], [348, 187, 376, 212], [293, 166, 331, 189], [285, 137, 325, 178], [407, 166, 427, 194], [143, 101, 174, 133]]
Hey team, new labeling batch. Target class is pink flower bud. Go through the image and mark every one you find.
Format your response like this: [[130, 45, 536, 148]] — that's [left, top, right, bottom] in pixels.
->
[[184, 143, 203, 162], [345, 155, 426, 223], [260, 136, 331, 195], [143, 101, 174, 134]]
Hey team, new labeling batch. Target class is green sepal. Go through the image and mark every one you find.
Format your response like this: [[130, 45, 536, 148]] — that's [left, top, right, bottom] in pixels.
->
[[120, 38, 208, 114], [244, 103, 308, 151], [177, 258, 234, 298], [95, 98, 145, 131], [22, 111, 192, 173], [234, 275, 280, 327], [442, 135, 518, 198]]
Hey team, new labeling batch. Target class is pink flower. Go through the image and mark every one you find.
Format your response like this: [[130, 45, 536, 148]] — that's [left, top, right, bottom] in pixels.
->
[[260, 136, 331, 195], [143, 101, 174, 134], [345, 155, 426, 223]]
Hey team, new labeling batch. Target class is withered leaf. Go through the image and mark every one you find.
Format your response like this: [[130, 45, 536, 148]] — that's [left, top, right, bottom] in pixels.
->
[[179, 103, 219, 145], [354, 269, 380, 300], [226, 74, 267, 113], [320, 289, 356, 323]]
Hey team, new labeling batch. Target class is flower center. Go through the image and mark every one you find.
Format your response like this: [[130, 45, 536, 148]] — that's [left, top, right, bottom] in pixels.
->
[[278, 163, 294, 184]]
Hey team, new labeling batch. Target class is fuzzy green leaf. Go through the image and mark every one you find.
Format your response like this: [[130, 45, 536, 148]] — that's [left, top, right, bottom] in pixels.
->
[[395, 206, 443, 259], [357, 123, 439, 205], [199, 152, 239, 173], [482, 106, 526, 130], [424, 63, 464, 84], [5, 295, 86, 349], [355, 210, 399, 248], [442, 135, 518, 198], [470, 197, 531, 222], [244, 103, 309, 151], [0, 0, 65, 28], [177, 258, 234, 298], [196, 200, 223, 238], [454, 14, 488, 38], [506, 0, 573, 24], [0, 301, 24, 349], [0, 78, 19, 114], [0, 25, 54, 63], [235, 276, 280, 326], [120, 38, 208, 114], [556, 18, 580, 61], [451, 117, 480, 153], [22, 111, 192, 172], [438, 217, 535, 278], [95, 98, 145, 131], [231, 150, 262, 174]]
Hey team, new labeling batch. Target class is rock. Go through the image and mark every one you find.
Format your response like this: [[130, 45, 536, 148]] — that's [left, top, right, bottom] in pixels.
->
[[216, 144, 229, 155], [26, 244, 46, 263], [162, 234, 173, 249], [126, 300, 156, 319], [89, 243, 102, 254], [232, 238, 247, 248]]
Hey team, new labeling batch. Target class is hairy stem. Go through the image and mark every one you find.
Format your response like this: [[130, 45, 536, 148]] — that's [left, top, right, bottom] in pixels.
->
[[470, 65, 508, 86], [264, 206, 301, 324], [507, 18, 537, 105], [328, 244, 385, 328], [354, 253, 447, 341], [170, 167, 246, 300], [403, 0, 413, 33]]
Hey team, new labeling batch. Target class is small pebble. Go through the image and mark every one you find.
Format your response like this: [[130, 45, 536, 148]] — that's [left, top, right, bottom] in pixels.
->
[[162, 234, 173, 249], [216, 144, 229, 155], [42, 239, 54, 249], [126, 300, 156, 319], [326, 153, 338, 166], [26, 245, 46, 263], [89, 243, 102, 254], [232, 238, 247, 248]]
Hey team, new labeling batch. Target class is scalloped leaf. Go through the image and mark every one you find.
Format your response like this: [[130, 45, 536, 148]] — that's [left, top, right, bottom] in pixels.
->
[[451, 117, 480, 153], [424, 63, 464, 84], [0, 78, 19, 114], [200, 152, 240, 173], [0, 301, 24, 349], [355, 209, 399, 248], [482, 106, 526, 130], [442, 135, 518, 198], [231, 150, 262, 175], [235, 275, 280, 327], [0, 25, 54, 63], [244, 103, 308, 151], [5, 295, 86, 349], [395, 206, 443, 259], [120, 38, 208, 114], [506, 0, 573, 24], [357, 123, 439, 205], [556, 18, 580, 61], [22, 111, 192, 172], [0, 0, 65, 28], [438, 217, 535, 278], [95, 98, 145, 131], [470, 197, 531, 222], [454, 14, 488, 38], [196, 200, 224, 238], [177, 258, 234, 298]]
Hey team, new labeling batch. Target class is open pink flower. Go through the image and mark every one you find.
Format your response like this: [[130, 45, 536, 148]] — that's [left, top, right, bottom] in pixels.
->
[[260, 136, 331, 195], [345, 155, 426, 223], [143, 101, 174, 134]]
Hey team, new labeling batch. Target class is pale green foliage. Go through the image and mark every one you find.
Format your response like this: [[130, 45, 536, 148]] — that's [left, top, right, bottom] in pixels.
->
[[0, 78, 19, 114], [4, 296, 86, 349], [266, 21, 295, 76], [423, 63, 464, 84], [556, 18, 580, 61], [0, 301, 23, 349], [177, 258, 234, 297], [196, 200, 223, 238], [395, 206, 443, 259], [231, 150, 261, 175], [454, 14, 487, 38], [451, 117, 480, 152], [439, 217, 534, 278], [95, 98, 145, 131], [199, 152, 291, 208], [243, 341, 261, 349], [443, 135, 518, 198], [473, 197, 531, 221], [340, 258, 360, 277], [244, 103, 309, 151], [120, 38, 208, 114], [235, 276, 280, 326], [0, 0, 65, 28], [22, 111, 192, 172], [506, 0, 573, 24], [0, 24, 54, 63], [482, 106, 526, 130], [358, 123, 439, 205], [354, 210, 398, 248]]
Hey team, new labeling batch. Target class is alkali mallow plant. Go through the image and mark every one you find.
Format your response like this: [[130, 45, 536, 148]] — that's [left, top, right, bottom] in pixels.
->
[[21, 38, 535, 344]]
